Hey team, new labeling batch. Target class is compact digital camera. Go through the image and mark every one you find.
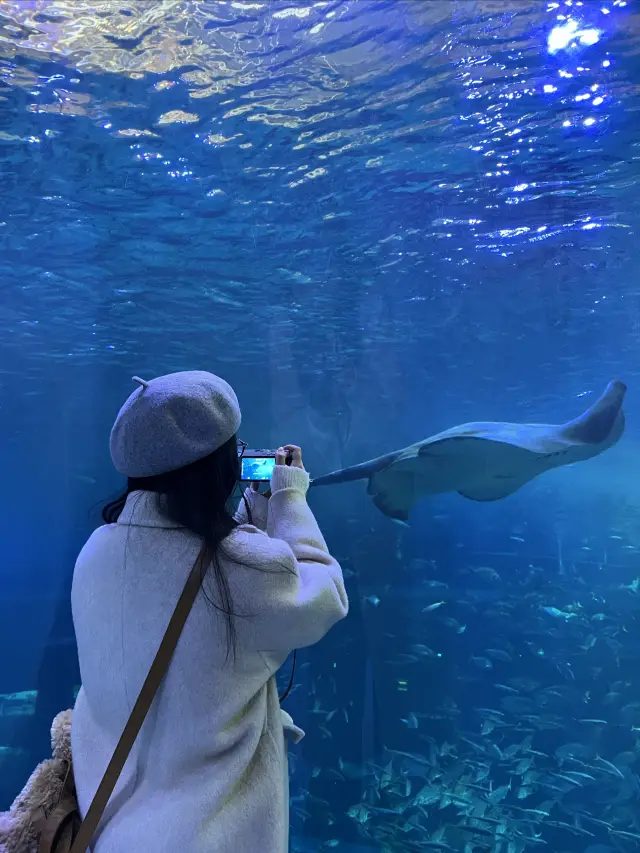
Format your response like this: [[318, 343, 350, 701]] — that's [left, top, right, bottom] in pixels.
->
[[239, 448, 293, 481]]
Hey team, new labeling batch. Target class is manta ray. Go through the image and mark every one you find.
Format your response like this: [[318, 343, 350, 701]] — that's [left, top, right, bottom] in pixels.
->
[[309, 380, 627, 522]]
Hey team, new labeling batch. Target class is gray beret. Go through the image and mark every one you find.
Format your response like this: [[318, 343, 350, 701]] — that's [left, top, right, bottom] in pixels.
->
[[110, 370, 241, 478]]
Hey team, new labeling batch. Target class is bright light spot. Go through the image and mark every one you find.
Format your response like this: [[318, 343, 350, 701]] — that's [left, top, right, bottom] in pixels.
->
[[584, 117, 597, 126], [272, 5, 312, 18], [544, 84, 558, 93], [592, 96, 604, 105], [156, 110, 199, 126], [562, 120, 572, 126], [602, 59, 611, 67], [514, 184, 529, 192], [575, 93, 591, 101], [498, 227, 530, 238], [579, 29, 601, 46], [548, 19, 601, 53], [601, 7, 610, 14], [548, 18, 578, 52]]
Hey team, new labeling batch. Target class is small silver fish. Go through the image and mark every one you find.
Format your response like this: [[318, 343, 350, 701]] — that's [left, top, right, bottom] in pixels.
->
[[542, 606, 576, 620], [422, 600, 446, 613]]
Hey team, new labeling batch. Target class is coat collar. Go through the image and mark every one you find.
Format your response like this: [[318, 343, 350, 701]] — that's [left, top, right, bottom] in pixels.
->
[[117, 490, 184, 529]]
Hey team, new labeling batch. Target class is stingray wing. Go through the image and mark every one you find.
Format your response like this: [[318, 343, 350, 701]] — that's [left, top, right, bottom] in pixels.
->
[[417, 425, 555, 456], [559, 379, 626, 445], [415, 380, 626, 457], [456, 474, 535, 501], [367, 459, 423, 522], [368, 437, 535, 518], [413, 435, 540, 502], [412, 380, 627, 503]]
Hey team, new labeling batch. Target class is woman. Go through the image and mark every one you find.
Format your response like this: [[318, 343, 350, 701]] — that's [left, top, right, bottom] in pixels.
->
[[71, 370, 349, 853]]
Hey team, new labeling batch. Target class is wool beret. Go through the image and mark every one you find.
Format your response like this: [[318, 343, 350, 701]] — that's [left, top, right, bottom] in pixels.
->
[[110, 371, 241, 478]]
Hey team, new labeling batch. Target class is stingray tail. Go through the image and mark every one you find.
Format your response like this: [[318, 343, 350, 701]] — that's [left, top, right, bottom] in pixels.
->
[[310, 450, 400, 487], [310, 460, 376, 487]]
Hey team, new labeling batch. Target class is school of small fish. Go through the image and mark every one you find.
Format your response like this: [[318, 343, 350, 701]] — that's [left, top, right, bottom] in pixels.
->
[[287, 532, 640, 853]]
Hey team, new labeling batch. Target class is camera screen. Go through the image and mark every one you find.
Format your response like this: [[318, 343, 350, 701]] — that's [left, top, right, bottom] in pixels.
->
[[240, 455, 276, 481]]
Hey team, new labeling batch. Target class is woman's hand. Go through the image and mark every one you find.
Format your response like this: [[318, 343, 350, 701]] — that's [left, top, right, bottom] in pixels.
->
[[276, 444, 304, 470], [250, 445, 303, 495], [249, 482, 272, 498]]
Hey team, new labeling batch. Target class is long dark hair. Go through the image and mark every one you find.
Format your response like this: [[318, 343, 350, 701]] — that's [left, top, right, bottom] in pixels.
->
[[102, 434, 244, 658]]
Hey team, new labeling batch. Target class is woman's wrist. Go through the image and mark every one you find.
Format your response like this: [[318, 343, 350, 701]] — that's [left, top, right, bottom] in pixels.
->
[[270, 465, 310, 495]]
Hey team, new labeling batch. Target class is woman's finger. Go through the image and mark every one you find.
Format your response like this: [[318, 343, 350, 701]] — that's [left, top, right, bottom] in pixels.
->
[[282, 445, 303, 468]]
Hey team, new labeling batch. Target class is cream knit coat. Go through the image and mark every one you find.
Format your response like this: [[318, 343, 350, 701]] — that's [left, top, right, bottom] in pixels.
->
[[71, 465, 348, 852]]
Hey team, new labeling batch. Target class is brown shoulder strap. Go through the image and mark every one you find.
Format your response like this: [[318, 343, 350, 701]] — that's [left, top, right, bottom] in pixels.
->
[[69, 548, 206, 853]]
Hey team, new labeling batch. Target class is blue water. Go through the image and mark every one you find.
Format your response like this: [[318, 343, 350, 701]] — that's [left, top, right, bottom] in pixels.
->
[[1, 1, 640, 850]]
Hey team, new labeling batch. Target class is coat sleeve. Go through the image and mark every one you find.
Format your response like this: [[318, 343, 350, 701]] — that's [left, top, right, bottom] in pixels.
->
[[229, 466, 348, 653]]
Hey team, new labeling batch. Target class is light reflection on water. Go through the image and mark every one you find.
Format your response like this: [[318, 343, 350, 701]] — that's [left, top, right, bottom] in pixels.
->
[[0, 1, 636, 406]]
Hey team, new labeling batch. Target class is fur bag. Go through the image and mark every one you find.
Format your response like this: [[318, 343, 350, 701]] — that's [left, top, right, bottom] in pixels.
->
[[0, 709, 80, 853]]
